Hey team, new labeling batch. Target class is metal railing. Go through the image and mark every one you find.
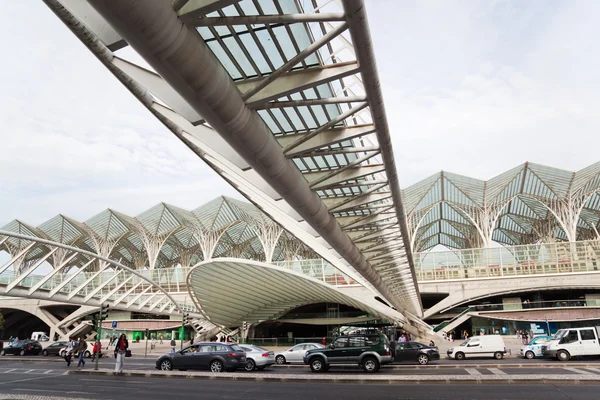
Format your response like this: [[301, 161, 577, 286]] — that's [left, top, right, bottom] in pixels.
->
[[415, 240, 600, 281]]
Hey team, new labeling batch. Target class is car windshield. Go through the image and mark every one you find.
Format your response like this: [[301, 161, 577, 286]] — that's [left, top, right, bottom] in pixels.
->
[[552, 330, 566, 340], [458, 339, 470, 347]]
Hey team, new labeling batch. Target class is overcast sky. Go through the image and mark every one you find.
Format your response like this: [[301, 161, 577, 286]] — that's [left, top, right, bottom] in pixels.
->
[[1, 0, 599, 227]]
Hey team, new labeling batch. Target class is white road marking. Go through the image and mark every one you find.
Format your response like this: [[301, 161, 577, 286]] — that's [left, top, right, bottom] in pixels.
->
[[43, 369, 54, 374], [23, 369, 35, 374], [488, 368, 507, 375], [583, 367, 600, 374], [0, 375, 57, 386], [563, 367, 590, 374], [3, 369, 16, 374], [465, 368, 482, 375]]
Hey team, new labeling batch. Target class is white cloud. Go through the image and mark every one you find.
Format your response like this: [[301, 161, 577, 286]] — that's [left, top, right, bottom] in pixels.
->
[[0, 0, 598, 227]]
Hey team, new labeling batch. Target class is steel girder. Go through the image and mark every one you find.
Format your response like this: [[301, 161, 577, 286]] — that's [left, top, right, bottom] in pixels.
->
[[43, 0, 422, 317]]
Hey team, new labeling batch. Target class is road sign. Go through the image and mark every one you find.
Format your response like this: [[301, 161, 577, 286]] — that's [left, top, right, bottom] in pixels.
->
[[112, 321, 118, 329]]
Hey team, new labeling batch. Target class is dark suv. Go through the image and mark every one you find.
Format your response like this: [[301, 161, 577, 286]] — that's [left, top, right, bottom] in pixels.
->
[[303, 332, 392, 373]]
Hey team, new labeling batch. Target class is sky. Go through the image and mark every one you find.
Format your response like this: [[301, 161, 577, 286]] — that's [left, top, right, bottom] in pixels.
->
[[0, 0, 599, 227]]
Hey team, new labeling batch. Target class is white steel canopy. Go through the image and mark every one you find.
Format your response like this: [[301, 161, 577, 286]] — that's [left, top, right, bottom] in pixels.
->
[[187, 258, 395, 327], [43, 0, 422, 316]]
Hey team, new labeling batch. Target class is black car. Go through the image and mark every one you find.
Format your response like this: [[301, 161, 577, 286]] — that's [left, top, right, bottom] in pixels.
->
[[1, 340, 43, 356], [156, 343, 247, 372], [42, 341, 69, 356], [394, 341, 440, 365]]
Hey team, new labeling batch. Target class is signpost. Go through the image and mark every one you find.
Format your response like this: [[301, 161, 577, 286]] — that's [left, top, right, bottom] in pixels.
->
[[112, 321, 118, 329], [94, 304, 109, 371], [144, 328, 149, 359]]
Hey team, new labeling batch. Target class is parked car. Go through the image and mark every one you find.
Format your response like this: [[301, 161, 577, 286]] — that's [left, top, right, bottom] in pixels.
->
[[239, 344, 275, 371], [0, 340, 43, 356], [42, 341, 69, 356], [156, 342, 247, 372], [519, 336, 552, 359], [31, 332, 50, 342], [59, 343, 92, 358], [395, 341, 440, 365], [275, 343, 325, 364], [304, 332, 392, 373], [542, 326, 600, 361], [447, 335, 506, 360]]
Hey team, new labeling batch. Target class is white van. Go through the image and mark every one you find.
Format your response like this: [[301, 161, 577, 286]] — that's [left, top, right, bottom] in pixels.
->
[[447, 335, 507, 360], [31, 332, 50, 342], [542, 326, 600, 361]]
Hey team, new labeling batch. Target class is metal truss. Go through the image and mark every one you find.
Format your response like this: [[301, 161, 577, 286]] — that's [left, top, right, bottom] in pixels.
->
[[42, 0, 421, 316], [404, 162, 600, 251], [0, 230, 196, 317]]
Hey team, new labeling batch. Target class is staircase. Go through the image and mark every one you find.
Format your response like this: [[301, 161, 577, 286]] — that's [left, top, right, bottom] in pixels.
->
[[433, 307, 474, 335]]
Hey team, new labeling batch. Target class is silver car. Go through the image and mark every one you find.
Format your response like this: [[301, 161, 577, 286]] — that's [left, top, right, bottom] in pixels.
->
[[275, 343, 325, 364], [239, 345, 275, 371]]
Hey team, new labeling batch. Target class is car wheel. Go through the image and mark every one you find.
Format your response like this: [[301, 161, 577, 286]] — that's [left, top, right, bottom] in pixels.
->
[[42, 350, 48, 357], [362, 356, 380, 373], [160, 359, 173, 371], [525, 351, 535, 360], [417, 354, 429, 365], [210, 360, 224, 373], [19, 350, 25, 356], [0, 350, 5, 356], [309, 357, 326, 373], [275, 355, 286, 365], [557, 350, 570, 362], [494, 352, 503, 360], [455, 352, 465, 360], [245, 359, 256, 371], [84, 350, 91, 358]]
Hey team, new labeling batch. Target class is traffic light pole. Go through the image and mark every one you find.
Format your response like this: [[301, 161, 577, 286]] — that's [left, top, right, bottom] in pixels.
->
[[94, 303, 109, 371], [180, 313, 188, 350]]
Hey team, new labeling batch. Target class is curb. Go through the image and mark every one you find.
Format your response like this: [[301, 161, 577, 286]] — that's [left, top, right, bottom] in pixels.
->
[[69, 369, 600, 385]]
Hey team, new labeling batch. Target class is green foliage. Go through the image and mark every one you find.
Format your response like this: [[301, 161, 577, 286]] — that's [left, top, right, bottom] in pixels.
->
[[0, 313, 4, 331]]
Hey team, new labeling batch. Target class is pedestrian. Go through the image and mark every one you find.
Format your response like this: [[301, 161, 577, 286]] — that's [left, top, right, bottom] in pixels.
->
[[114, 333, 129, 375], [389, 337, 397, 360], [321, 336, 327, 346], [170, 338, 176, 354], [159, 335, 163, 345], [92, 340, 101, 361], [189, 336, 194, 345], [77, 337, 87, 369], [64, 337, 75, 367], [429, 340, 435, 347]]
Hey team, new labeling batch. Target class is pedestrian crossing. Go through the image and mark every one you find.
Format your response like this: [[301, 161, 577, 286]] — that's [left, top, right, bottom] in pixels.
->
[[462, 367, 600, 376], [0, 368, 62, 375]]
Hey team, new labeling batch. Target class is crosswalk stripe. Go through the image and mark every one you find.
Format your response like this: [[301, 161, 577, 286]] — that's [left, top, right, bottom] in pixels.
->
[[3, 369, 16, 373], [563, 367, 590, 374], [24, 369, 35, 374], [488, 368, 507, 375], [465, 368, 482, 375], [43, 370, 54, 374], [583, 368, 600, 374]]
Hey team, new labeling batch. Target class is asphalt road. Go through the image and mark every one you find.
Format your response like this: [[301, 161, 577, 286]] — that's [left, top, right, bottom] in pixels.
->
[[1, 360, 600, 376], [0, 373, 598, 400]]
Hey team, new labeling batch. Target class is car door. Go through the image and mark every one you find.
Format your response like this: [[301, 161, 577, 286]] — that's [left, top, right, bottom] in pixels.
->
[[579, 329, 599, 356], [192, 345, 215, 369], [345, 336, 367, 363], [560, 330, 584, 356], [327, 337, 350, 363], [465, 339, 481, 356], [286, 344, 306, 362], [173, 345, 197, 369], [403, 342, 421, 362], [395, 342, 408, 361]]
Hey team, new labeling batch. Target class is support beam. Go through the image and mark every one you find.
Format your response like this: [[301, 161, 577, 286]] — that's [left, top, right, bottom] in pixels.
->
[[256, 95, 367, 109], [186, 13, 346, 26]]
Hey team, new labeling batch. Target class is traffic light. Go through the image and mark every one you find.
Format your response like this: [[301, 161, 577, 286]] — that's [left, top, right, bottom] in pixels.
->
[[90, 313, 98, 328], [182, 313, 190, 325], [100, 303, 109, 320], [242, 321, 248, 332]]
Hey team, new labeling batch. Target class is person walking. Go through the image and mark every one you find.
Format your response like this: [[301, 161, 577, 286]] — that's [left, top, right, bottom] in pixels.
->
[[64, 337, 75, 367], [389, 337, 397, 360], [170, 338, 176, 354], [92, 340, 102, 361], [159, 335, 163, 345], [114, 334, 129, 375], [77, 337, 87, 369]]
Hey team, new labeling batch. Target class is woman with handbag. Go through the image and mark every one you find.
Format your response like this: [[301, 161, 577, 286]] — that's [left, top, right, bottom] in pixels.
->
[[113, 334, 129, 375]]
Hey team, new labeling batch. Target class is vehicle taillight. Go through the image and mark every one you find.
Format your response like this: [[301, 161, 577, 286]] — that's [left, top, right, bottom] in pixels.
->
[[27, 346, 32, 350], [227, 353, 238, 357], [385, 350, 390, 355], [262, 353, 270, 357]]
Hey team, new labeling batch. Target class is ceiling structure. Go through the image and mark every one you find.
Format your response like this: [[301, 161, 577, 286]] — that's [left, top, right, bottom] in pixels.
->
[[43, 0, 422, 317], [188, 259, 397, 327], [404, 161, 600, 252]]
